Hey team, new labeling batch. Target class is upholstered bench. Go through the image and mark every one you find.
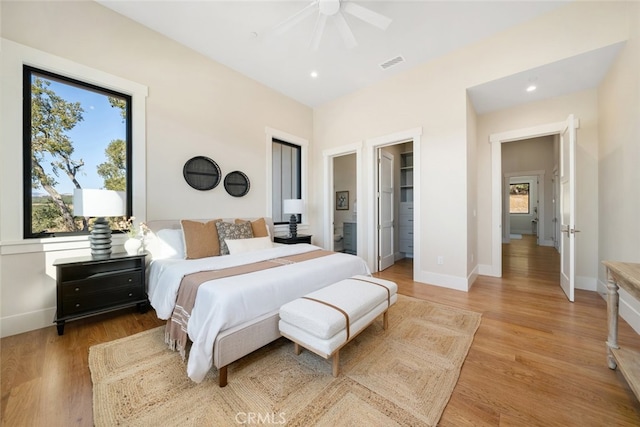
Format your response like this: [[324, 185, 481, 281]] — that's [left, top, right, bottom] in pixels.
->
[[278, 275, 398, 376]]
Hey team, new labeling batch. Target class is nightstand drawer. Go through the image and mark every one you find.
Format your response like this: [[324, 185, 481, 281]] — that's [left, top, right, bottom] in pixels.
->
[[61, 269, 142, 296], [62, 285, 145, 315], [54, 253, 148, 335]]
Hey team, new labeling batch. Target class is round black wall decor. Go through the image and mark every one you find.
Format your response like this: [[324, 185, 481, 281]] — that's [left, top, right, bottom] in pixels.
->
[[224, 171, 250, 197], [183, 156, 221, 191]]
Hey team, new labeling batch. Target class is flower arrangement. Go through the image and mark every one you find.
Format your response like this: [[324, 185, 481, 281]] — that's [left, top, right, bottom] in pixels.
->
[[117, 216, 150, 239], [117, 216, 136, 237]]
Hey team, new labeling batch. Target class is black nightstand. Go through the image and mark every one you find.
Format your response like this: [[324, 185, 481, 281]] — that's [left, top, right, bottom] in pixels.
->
[[53, 253, 148, 335], [274, 234, 312, 245]]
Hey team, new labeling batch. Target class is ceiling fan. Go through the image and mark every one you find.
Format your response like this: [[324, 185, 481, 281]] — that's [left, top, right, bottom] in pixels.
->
[[273, 0, 392, 50]]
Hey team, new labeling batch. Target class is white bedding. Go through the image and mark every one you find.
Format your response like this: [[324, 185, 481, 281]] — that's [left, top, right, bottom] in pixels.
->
[[147, 244, 370, 382]]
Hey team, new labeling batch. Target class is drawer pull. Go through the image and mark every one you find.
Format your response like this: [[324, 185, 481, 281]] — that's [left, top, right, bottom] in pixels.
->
[[128, 278, 133, 282], [75, 303, 80, 308], [75, 287, 80, 292], [128, 293, 133, 297]]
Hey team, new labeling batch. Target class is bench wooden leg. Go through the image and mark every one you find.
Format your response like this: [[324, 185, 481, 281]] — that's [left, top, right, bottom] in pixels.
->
[[383, 311, 389, 330], [332, 350, 340, 377], [294, 342, 302, 355], [218, 366, 228, 387]]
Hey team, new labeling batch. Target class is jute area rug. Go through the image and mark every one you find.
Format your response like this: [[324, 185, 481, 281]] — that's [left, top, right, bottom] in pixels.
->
[[89, 295, 481, 426]]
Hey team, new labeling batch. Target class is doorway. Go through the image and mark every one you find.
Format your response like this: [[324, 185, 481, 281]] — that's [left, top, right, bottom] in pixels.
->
[[332, 153, 357, 254], [489, 116, 578, 301], [365, 127, 422, 277]]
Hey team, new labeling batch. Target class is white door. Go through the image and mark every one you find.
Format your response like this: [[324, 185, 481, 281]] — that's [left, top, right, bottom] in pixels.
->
[[559, 114, 577, 302], [378, 150, 395, 270]]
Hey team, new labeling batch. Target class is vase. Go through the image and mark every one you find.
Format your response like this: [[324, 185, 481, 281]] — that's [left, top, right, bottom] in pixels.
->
[[124, 238, 142, 255]]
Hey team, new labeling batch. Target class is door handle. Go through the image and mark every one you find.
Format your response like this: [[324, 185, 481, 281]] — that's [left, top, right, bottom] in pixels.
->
[[571, 228, 581, 234], [561, 226, 570, 237]]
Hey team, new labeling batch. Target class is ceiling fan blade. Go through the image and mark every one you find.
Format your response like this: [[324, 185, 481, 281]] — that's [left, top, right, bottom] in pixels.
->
[[342, 2, 392, 31], [333, 12, 357, 49], [273, 1, 318, 35], [309, 14, 328, 50]]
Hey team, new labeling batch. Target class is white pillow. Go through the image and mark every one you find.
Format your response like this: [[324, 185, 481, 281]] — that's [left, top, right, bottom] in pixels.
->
[[153, 228, 185, 259], [225, 236, 273, 255]]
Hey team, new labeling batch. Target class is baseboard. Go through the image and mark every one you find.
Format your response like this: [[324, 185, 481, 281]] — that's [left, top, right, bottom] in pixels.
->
[[597, 279, 640, 335], [1, 307, 56, 338], [539, 239, 554, 247], [415, 270, 470, 292], [467, 265, 479, 289], [478, 263, 499, 277], [576, 275, 597, 291]]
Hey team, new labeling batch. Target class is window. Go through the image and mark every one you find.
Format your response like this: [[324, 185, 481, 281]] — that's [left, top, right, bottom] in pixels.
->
[[23, 66, 132, 238], [509, 183, 530, 214], [272, 138, 301, 224]]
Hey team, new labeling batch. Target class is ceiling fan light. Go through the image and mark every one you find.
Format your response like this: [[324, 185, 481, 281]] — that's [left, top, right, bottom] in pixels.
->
[[319, 0, 340, 16]]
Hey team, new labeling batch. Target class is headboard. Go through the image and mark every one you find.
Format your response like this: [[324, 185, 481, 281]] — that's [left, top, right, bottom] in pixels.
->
[[143, 217, 276, 260], [145, 217, 275, 237]]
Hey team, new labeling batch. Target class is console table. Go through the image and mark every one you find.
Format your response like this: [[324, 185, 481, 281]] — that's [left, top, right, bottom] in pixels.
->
[[603, 261, 640, 400]]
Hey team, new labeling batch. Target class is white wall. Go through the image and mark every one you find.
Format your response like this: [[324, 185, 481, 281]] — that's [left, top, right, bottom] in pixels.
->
[[313, 1, 630, 290], [597, 1, 640, 333], [0, 1, 313, 337]]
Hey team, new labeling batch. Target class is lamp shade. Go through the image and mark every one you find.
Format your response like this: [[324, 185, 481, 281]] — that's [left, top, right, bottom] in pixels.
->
[[283, 199, 304, 215], [73, 189, 126, 218]]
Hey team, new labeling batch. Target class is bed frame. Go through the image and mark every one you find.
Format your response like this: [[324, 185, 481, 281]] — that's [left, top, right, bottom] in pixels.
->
[[145, 218, 283, 386]]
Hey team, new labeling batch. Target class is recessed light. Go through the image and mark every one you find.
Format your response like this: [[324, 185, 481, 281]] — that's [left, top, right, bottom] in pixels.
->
[[310, 71, 318, 79], [526, 85, 537, 92]]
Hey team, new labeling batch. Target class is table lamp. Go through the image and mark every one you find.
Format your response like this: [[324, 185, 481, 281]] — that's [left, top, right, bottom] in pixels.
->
[[73, 189, 126, 259], [283, 199, 304, 238]]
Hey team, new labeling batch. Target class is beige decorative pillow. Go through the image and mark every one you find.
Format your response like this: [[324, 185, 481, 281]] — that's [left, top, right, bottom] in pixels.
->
[[180, 219, 221, 259], [216, 221, 254, 255], [226, 237, 273, 255], [235, 217, 269, 238]]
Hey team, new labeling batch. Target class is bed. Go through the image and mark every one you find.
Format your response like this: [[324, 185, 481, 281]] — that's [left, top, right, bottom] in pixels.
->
[[145, 218, 370, 386]]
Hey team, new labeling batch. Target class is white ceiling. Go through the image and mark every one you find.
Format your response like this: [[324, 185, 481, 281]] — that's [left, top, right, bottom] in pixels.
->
[[97, 0, 622, 112]]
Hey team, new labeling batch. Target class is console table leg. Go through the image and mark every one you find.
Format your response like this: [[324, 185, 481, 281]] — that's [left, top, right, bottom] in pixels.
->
[[606, 274, 619, 369], [56, 321, 65, 336]]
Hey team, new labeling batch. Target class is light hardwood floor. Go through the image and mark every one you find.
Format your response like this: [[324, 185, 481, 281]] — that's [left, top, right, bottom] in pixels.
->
[[1, 235, 639, 426]]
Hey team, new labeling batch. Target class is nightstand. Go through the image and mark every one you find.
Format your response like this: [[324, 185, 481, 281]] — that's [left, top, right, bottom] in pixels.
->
[[274, 234, 312, 245], [53, 253, 148, 335]]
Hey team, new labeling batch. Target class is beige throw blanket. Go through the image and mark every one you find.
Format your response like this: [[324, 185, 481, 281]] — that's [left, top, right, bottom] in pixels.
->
[[166, 250, 334, 358]]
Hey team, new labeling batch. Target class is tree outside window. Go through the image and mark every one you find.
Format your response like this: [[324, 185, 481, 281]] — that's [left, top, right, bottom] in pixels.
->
[[23, 66, 132, 238], [509, 183, 530, 214]]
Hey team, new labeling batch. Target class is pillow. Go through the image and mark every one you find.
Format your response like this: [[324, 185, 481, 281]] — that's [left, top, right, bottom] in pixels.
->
[[235, 217, 270, 238], [155, 228, 185, 259], [216, 221, 253, 255], [181, 219, 221, 259], [225, 236, 273, 255]]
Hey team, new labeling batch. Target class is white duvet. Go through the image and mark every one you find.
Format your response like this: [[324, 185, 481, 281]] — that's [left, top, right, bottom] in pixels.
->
[[147, 244, 370, 382]]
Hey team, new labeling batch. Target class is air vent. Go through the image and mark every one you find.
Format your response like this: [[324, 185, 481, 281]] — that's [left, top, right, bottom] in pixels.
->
[[379, 55, 405, 70]]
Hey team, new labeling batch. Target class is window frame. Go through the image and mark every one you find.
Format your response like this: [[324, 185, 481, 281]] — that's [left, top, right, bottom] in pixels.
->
[[265, 127, 308, 232], [509, 182, 530, 215], [0, 38, 147, 249], [272, 138, 302, 225], [22, 65, 133, 239]]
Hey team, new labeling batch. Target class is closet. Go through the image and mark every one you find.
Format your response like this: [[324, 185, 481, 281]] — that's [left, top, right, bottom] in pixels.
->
[[399, 150, 414, 257]]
